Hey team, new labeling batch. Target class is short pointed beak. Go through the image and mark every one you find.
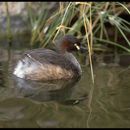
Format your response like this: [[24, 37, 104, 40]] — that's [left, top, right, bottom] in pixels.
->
[[74, 43, 87, 53], [74, 44, 80, 50]]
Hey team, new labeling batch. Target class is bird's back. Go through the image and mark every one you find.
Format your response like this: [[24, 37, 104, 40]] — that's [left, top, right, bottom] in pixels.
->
[[13, 48, 81, 81]]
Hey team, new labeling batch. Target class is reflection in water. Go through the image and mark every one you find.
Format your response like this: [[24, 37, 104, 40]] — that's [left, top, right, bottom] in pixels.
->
[[13, 76, 84, 103], [0, 57, 130, 128], [0, 63, 6, 88], [0, 42, 130, 127]]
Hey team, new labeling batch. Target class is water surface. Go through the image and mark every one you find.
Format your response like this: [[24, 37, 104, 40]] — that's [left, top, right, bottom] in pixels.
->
[[0, 37, 130, 128]]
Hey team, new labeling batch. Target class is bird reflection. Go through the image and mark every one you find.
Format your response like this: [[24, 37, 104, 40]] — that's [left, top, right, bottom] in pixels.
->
[[13, 76, 87, 105]]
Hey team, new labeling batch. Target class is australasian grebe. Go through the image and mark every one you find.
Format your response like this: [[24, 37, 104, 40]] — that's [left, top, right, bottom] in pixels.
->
[[13, 35, 86, 81]]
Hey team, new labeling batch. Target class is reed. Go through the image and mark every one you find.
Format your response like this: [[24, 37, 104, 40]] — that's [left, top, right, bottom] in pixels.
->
[[29, 2, 130, 52], [5, 2, 13, 45], [28, 2, 130, 83]]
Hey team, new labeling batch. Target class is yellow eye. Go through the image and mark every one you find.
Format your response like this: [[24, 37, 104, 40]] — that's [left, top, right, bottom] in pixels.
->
[[74, 44, 80, 50]]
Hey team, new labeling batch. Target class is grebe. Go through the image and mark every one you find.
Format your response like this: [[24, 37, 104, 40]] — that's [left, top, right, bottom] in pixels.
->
[[13, 35, 86, 81]]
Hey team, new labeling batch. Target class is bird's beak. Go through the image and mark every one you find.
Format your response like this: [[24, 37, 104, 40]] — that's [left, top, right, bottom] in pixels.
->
[[74, 44, 80, 50], [74, 43, 87, 53]]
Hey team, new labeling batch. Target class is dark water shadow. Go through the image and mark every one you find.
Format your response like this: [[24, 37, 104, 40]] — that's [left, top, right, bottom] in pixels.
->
[[0, 62, 7, 88]]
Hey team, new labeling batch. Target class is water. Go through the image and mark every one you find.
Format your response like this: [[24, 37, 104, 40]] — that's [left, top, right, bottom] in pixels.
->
[[0, 37, 130, 128]]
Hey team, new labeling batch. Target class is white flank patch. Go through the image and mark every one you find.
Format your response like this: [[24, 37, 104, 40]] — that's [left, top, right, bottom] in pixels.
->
[[13, 60, 25, 78], [13, 56, 42, 79]]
